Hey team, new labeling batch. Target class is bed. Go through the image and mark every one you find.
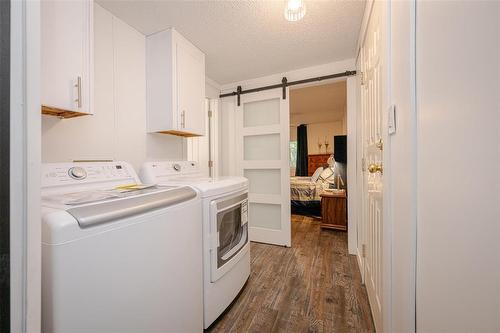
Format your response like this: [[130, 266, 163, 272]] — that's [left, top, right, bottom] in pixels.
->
[[290, 176, 323, 217], [290, 168, 331, 217]]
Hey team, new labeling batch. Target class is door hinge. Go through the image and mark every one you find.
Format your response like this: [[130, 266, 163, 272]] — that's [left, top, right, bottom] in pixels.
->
[[208, 160, 214, 168], [208, 110, 213, 118], [362, 244, 367, 258], [360, 72, 365, 85]]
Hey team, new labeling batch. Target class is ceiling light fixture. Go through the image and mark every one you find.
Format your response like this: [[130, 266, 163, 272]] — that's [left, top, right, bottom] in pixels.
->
[[284, 0, 306, 22]]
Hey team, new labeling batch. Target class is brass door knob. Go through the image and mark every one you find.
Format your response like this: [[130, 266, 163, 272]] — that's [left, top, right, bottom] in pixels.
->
[[368, 163, 383, 174]]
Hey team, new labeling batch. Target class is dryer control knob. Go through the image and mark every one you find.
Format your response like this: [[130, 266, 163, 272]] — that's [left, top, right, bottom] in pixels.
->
[[68, 167, 87, 180], [173, 163, 181, 172]]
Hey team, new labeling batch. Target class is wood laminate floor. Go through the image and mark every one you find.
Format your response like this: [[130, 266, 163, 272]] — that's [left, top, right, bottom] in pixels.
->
[[207, 215, 375, 333]]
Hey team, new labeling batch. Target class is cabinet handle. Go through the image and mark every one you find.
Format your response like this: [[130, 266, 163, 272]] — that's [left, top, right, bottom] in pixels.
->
[[75, 76, 82, 108], [181, 110, 186, 128]]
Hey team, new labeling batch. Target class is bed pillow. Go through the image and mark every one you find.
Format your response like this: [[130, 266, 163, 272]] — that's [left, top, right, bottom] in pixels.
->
[[311, 167, 324, 182], [319, 167, 334, 181]]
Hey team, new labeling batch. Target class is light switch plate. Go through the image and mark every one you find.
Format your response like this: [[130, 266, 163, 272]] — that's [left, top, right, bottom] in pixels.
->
[[388, 104, 396, 135]]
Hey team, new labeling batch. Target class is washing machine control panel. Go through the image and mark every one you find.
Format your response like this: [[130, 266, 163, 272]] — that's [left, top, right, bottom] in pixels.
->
[[42, 162, 137, 187]]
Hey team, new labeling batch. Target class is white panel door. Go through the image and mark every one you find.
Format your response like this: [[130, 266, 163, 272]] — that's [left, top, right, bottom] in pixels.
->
[[360, 1, 386, 331], [236, 90, 291, 247]]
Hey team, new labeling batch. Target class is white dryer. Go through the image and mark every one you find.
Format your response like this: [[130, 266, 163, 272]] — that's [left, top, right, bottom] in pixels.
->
[[140, 161, 250, 329], [41, 161, 203, 333]]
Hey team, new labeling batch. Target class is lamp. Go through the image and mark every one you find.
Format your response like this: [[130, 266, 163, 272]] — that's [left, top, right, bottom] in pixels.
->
[[284, 0, 306, 22], [327, 155, 335, 167]]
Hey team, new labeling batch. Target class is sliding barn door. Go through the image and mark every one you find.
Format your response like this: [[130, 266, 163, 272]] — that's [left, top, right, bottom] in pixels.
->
[[360, 1, 386, 331], [236, 89, 291, 247]]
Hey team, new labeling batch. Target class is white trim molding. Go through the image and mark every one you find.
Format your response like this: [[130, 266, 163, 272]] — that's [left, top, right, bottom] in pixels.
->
[[10, 0, 41, 331], [346, 76, 358, 255], [356, 0, 375, 63]]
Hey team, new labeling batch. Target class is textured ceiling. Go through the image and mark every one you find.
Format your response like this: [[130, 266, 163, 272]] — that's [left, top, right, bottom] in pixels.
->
[[290, 81, 346, 126], [97, 0, 365, 84]]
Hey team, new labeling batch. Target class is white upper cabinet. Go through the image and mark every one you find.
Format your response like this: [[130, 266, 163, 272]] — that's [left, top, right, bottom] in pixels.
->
[[41, 0, 94, 118], [147, 28, 206, 137]]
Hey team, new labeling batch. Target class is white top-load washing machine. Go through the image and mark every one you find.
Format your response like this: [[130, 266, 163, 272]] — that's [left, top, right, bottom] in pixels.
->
[[41, 161, 203, 333], [140, 161, 250, 329]]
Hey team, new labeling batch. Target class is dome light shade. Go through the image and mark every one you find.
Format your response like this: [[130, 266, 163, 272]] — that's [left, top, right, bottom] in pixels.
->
[[284, 0, 306, 22]]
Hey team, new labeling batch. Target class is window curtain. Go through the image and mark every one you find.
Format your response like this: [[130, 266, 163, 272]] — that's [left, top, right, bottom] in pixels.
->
[[296, 124, 308, 176]]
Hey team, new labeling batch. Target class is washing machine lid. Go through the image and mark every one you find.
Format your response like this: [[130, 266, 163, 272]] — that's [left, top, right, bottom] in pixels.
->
[[42, 185, 171, 208], [66, 186, 196, 228], [42, 185, 198, 244], [43, 186, 196, 225]]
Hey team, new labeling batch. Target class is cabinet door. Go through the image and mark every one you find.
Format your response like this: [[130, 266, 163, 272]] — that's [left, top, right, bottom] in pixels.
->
[[41, 0, 93, 114], [176, 41, 205, 136]]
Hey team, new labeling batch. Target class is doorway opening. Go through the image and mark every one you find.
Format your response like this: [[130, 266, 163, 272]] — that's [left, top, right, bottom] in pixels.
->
[[289, 80, 348, 232]]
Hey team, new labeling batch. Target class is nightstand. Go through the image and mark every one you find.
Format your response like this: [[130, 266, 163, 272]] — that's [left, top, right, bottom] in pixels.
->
[[320, 192, 347, 231]]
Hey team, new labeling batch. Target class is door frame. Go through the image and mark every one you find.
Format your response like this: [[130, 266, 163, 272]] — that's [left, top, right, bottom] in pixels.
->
[[235, 89, 291, 247], [357, 0, 391, 331], [186, 98, 219, 177], [10, 0, 41, 331], [208, 99, 219, 178], [1, 0, 10, 330], [355, 0, 418, 332]]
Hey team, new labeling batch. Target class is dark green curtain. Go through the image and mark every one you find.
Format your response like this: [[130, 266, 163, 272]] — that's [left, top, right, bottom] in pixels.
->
[[296, 124, 308, 176]]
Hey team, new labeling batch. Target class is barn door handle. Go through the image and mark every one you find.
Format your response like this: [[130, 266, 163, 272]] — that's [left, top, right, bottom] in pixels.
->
[[368, 163, 383, 174]]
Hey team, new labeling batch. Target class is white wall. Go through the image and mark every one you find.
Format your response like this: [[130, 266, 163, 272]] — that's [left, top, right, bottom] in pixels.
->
[[416, 2, 500, 332], [41, 4, 185, 171], [290, 121, 345, 155], [205, 78, 220, 99], [387, 1, 417, 331]]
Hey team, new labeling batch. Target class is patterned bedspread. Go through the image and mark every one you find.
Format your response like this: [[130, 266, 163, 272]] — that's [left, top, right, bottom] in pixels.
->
[[290, 177, 325, 202]]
